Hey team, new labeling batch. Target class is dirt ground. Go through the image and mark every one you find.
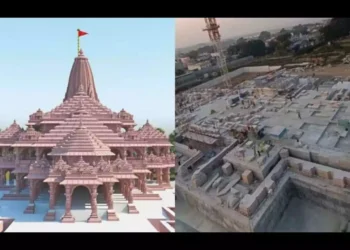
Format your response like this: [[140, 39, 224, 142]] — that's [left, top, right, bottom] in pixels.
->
[[299, 64, 350, 78]]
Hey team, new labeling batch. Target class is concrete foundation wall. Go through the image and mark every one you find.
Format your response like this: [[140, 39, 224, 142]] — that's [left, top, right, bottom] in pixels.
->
[[292, 174, 350, 220], [252, 176, 293, 232], [288, 147, 311, 161], [193, 141, 238, 177], [176, 181, 251, 232]]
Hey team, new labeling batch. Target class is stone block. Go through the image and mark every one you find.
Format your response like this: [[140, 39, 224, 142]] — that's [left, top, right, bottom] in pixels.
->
[[289, 161, 302, 172], [239, 195, 258, 216], [301, 165, 316, 177], [242, 170, 254, 185], [191, 172, 208, 188], [279, 149, 289, 159], [227, 195, 240, 208], [254, 186, 267, 203], [246, 141, 253, 147], [0, 221, 3, 232], [316, 168, 333, 180], [257, 156, 267, 166], [212, 177, 223, 189], [235, 184, 250, 196], [265, 178, 276, 191], [230, 188, 240, 196], [222, 162, 233, 176], [333, 173, 346, 188], [217, 179, 229, 193]]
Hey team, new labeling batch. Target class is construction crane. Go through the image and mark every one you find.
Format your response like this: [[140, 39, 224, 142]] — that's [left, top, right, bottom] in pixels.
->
[[203, 18, 231, 89]]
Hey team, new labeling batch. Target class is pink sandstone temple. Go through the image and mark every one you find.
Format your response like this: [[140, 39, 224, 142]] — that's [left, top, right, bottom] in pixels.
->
[[0, 49, 175, 223]]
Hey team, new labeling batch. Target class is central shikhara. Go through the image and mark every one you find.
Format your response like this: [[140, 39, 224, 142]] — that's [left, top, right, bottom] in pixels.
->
[[0, 49, 175, 223]]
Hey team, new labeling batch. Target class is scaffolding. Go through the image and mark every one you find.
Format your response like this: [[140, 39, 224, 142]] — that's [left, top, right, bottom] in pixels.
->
[[203, 18, 231, 89]]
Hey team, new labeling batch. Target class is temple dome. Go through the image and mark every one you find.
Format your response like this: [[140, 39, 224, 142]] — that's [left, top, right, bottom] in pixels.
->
[[64, 49, 99, 102]]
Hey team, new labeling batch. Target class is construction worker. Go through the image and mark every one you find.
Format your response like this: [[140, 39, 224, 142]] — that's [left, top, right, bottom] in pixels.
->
[[297, 110, 301, 119]]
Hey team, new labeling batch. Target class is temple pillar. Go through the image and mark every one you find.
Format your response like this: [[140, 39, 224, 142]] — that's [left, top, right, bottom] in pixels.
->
[[127, 180, 134, 204], [0, 169, 5, 186], [141, 174, 148, 194], [14, 148, 20, 166], [122, 148, 127, 160], [143, 147, 148, 159], [61, 185, 75, 223], [162, 168, 170, 184], [154, 147, 160, 156], [35, 148, 42, 162], [15, 174, 21, 194], [104, 183, 119, 221], [87, 185, 101, 223], [24, 179, 36, 214], [44, 182, 58, 221], [156, 169, 163, 186]]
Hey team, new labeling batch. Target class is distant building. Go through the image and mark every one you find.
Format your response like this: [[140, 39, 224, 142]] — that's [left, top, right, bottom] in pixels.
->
[[179, 57, 191, 68], [197, 53, 211, 62]]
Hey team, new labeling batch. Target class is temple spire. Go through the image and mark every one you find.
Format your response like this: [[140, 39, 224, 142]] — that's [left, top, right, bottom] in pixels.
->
[[64, 50, 99, 102]]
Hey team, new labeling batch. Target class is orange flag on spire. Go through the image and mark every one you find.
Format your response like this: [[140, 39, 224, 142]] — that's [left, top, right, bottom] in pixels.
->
[[78, 29, 88, 37]]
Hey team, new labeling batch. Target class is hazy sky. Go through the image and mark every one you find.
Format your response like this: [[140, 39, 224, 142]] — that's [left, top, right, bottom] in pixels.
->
[[176, 18, 328, 48], [0, 18, 174, 134]]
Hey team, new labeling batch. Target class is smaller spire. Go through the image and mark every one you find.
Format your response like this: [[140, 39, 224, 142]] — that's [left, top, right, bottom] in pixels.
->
[[145, 119, 150, 125], [13, 120, 17, 124]]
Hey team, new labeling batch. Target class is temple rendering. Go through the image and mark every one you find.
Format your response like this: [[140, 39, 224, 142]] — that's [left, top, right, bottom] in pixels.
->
[[0, 49, 175, 223]]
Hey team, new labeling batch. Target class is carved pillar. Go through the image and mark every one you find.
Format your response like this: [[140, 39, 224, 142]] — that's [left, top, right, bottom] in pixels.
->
[[162, 168, 170, 184], [143, 147, 148, 159], [35, 148, 42, 162], [154, 147, 160, 156], [48, 183, 58, 210], [24, 179, 36, 214], [156, 169, 163, 186], [61, 185, 75, 223], [15, 174, 21, 194], [127, 180, 134, 204], [141, 174, 148, 194], [88, 185, 101, 223], [105, 182, 118, 221], [122, 148, 127, 160], [14, 148, 20, 166], [0, 169, 5, 185], [29, 179, 36, 204]]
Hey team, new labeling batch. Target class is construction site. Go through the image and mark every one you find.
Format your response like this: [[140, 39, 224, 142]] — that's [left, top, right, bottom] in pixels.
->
[[175, 18, 350, 232]]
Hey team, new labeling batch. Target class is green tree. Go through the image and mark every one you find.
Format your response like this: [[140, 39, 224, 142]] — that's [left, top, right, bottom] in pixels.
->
[[236, 37, 246, 44], [320, 18, 350, 42], [156, 128, 165, 134], [292, 24, 308, 35], [169, 131, 176, 153], [266, 40, 278, 54], [239, 40, 266, 57], [176, 69, 185, 76], [259, 31, 271, 41], [227, 44, 240, 55]]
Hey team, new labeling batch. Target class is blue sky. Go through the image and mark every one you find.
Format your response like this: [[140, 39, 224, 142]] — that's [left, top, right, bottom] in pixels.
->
[[0, 18, 175, 134]]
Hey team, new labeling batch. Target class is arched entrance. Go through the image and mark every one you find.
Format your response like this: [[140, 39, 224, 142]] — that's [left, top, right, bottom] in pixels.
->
[[69, 186, 94, 222], [71, 186, 91, 209]]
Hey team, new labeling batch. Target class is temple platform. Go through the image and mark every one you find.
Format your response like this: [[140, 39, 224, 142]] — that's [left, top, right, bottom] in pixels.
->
[[0, 182, 175, 232]]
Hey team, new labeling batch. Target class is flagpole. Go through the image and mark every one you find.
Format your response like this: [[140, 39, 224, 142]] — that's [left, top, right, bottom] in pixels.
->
[[77, 29, 80, 55]]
